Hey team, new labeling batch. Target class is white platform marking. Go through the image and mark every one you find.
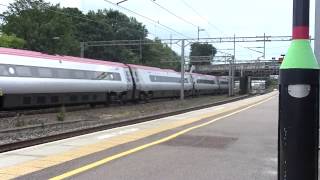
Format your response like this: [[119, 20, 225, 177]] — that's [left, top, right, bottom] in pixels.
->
[[97, 128, 139, 140]]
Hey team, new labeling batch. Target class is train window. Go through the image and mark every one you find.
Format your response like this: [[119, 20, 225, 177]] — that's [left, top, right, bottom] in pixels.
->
[[149, 75, 155, 82], [73, 70, 86, 79], [98, 72, 122, 81], [82, 95, 89, 101], [112, 73, 121, 81], [57, 69, 71, 79], [37, 96, 46, 104], [22, 97, 32, 105], [38, 67, 53, 78], [95, 72, 107, 80], [50, 96, 59, 103], [150, 75, 181, 83], [8, 67, 15, 75], [70, 95, 78, 102], [16, 66, 32, 77], [0, 65, 9, 76], [85, 71, 95, 79], [197, 79, 216, 84], [105, 73, 114, 80]]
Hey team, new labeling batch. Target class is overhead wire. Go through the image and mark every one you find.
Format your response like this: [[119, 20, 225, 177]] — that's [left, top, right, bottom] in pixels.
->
[[0, 2, 159, 37], [179, 0, 223, 36], [179, 0, 263, 56], [102, 0, 191, 38], [149, 0, 198, 28]]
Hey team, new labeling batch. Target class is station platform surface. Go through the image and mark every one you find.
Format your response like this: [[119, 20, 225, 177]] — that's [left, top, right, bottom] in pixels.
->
[[0, 92, 277, 180]]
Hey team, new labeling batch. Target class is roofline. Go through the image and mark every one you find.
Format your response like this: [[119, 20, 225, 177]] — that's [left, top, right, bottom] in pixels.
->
[[0, 47, 127, 68]]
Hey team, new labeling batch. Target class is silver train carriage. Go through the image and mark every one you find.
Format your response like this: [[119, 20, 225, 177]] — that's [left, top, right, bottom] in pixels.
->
[[0, 48, 230, 109], [0, 48, 131, 108], [191, 73, 220, 95], [128, 64, 193, 100]]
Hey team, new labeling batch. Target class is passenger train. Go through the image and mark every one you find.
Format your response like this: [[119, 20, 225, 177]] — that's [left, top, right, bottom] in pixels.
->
[[0, 47, 229, 109]]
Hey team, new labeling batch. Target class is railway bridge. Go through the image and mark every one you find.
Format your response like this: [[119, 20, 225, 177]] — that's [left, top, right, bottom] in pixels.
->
[[194, 60, 280, 77]]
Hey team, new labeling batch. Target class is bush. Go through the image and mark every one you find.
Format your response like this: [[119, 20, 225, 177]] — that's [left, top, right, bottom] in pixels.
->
[[57, 106, 66, 121]]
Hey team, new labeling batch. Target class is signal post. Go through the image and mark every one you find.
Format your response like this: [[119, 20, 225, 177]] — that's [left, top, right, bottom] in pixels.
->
[[278, 0, 319, 179]]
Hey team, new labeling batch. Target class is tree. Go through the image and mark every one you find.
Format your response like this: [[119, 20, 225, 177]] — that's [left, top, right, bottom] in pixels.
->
[[0, 0, 180, 70], [189, 43, 217, 66], [0, 33, 25, 48], [76, 9, 148, 62], [141, 39, 180, 70], [1, 0, 79, 55]]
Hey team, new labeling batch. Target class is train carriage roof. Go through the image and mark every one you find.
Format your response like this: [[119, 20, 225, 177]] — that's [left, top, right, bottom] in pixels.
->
[[128, 64, 179, 73], [0, 47, 127, 68]]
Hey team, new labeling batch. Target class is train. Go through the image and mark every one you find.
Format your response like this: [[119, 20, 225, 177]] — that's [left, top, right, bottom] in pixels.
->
[[0, 47, 229, 109]]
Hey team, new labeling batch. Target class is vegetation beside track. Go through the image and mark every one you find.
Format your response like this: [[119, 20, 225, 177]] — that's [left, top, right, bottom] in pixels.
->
[[0, 94, 243, 146]]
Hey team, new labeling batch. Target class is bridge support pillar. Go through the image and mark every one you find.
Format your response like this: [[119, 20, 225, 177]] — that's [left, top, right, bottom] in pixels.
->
[[239, 76, 250, 95]]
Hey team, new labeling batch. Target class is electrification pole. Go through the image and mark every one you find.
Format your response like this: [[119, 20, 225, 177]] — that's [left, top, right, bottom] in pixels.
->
[[180, 39, 185, 100], [80, 42, 85, 58], [197, 27, 204, 41], [278, 0, 319, 180], [263, 33, 266, 59]]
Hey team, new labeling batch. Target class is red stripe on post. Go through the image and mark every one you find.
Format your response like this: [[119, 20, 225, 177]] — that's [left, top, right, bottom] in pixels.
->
[[293, 26, 309, 39]]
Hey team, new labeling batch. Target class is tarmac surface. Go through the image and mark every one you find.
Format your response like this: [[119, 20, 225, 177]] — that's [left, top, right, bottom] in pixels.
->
[[69, 95, 277, 180], [14, 93, 278, 180]]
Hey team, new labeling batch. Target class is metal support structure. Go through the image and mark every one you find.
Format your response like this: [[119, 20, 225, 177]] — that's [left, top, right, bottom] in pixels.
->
[[247, 76, 251, 94], [228, 56, 235, 97], [278, 0, 319, 179], [180, 39, 185, 100], [139, 38, 142, 61], [263, 33, 266, 58], [232, 57, 235, 96], [197, 26, 204, 41], [170, 34, 172, 49], [233, 34, 236, 60], [229, 35, 236, 96], [78, 35, 311, 59], [80, 42, 85, 58], [228, 59, 232, 96], [81, 35, 310, 48]]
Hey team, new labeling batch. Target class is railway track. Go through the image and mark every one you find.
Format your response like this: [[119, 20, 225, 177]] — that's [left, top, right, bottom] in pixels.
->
[[0, 105, 92, 118], [0, 94, 250, 153], [0, 96, 201, 119]]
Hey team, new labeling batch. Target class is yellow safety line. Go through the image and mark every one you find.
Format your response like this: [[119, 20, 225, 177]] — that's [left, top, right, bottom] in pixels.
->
[[50, 96, 274, 180]]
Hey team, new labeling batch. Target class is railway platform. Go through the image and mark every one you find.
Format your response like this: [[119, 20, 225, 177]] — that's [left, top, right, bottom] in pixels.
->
[[0, 92, 277, 179]]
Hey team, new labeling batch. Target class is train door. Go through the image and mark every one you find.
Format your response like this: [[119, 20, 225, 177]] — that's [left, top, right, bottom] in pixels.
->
[[125, 65, 138, 101], [190, 74, 196, 96], [125, 70, 132, 90]]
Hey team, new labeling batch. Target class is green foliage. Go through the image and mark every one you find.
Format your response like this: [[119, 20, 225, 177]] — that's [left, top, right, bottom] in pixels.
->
[[189, 43, 217, 66], [0, 0, 180, 69], [1, 0, 79, 55], [56, 106, 66, 122], [0, 34, 25, 48], [141, 39, 180, 70], [0, 0, 179, 69]]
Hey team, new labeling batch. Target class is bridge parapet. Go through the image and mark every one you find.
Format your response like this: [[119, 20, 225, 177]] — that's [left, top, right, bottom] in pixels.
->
[[195, 61, 280, 76]]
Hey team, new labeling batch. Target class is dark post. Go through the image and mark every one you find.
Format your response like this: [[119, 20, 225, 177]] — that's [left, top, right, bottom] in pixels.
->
[[278, 0, 319, 179], [239, 76, 248, 95]]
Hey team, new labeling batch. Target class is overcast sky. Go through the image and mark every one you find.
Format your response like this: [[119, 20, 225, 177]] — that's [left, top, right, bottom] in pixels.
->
[[0, 0, 317, 60]]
